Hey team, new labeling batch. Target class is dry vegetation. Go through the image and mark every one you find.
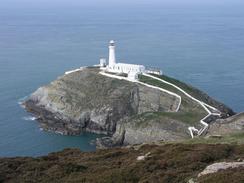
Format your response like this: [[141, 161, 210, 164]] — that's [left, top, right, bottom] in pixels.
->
[[1, 144, 244, 183]]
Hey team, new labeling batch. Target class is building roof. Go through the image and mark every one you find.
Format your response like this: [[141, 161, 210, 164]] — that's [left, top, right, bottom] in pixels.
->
[[110, 40, 115, 44]]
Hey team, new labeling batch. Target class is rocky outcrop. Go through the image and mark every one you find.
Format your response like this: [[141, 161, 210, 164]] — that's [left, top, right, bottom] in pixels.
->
[[23, 67, 234, 148], [100, 114, 190, 148], [198, 162, 244, 177], [24, 67, 180, 135], [208, 113, 244, 136]]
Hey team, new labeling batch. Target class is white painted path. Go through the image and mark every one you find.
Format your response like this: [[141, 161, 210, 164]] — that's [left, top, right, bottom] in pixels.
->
[[100, 72, 182, 112], [65, 67, 85, 75], [99, 71, 222, 138], [143, 74, 221, 137]]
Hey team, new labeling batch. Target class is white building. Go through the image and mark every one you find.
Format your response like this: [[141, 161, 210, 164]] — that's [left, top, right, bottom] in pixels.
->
[[146, 68, 163, 75], [100, 58, 106, 67], [100, 40, 162, 80]]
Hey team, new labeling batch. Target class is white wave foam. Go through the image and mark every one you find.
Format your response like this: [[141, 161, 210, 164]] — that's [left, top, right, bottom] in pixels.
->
[[18, 95, 29, 106], [55, 131, 64, 135], [22, 116, 37, 121]]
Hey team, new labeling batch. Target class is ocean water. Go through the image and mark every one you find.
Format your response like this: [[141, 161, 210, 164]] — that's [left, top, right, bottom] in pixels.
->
[[0, 1, 244, 157]]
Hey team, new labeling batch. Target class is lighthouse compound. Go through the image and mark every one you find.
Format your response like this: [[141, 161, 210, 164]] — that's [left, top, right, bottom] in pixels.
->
[[99, 40, 162, 80]]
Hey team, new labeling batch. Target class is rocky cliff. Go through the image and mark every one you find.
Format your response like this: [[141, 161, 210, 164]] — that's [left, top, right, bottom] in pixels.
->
[[208, 112, 244, 136], [23, 67, 234, 148]]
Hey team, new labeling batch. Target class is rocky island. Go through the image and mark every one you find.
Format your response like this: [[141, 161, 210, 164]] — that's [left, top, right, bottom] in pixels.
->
[[22, 40, 241, 149], [23, 66, 238, 148], [1, 41, 243, 183]]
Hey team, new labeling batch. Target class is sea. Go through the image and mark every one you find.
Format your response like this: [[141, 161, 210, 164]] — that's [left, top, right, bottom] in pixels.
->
[[0, 0, 244, 157]]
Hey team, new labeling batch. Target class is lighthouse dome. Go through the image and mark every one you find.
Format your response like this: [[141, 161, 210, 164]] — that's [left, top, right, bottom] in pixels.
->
[[109, 40, 115, 46]]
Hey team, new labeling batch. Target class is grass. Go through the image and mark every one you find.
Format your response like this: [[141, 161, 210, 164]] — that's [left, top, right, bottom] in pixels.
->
[[138, 75, 182, 96], [149, 74, 217, 107], [169, 132, 244, 145], [138, 74, 202, 110], [131, 112, 207, 126], [138, 74, 208, 124], [151, 74, 197, 94]]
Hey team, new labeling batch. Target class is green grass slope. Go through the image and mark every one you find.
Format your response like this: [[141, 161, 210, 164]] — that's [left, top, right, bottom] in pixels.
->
[[149, 74, 234, 115], [138, 74, 208, 125]]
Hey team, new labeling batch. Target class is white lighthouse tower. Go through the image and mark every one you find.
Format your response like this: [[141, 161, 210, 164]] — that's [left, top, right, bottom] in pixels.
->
[[108, 40, 116, 67]]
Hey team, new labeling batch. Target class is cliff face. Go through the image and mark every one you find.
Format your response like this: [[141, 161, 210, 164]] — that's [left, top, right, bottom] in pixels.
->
[[97, 113, 190, 148], [208, 113, 244, 136], [25, 68, 180, 135], [24, 67, 234, 147]]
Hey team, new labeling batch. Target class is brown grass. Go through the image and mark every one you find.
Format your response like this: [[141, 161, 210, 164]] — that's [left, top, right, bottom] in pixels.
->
[[0, 144, 244, 183]]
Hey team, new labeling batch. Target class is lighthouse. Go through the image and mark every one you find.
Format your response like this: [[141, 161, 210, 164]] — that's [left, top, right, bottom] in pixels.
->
[[98, 40, 161, 80], [108, 40, 116, 67]]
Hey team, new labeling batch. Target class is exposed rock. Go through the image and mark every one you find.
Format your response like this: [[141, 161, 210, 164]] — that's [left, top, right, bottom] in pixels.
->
[[25, 68, 180, 135], [188, 178, 196, 183], [208, 112, 244, 136], [136, 152, 151, 161], [198, 162, 244, 177], [97, 113, 191, 148], [23, 67, 234, 148], [118, 115, 189, 146]]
